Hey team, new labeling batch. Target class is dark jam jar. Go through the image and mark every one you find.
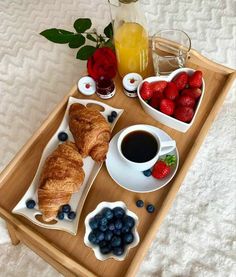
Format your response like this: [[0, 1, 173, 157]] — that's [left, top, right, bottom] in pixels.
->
[[96, 77, 116, 99]]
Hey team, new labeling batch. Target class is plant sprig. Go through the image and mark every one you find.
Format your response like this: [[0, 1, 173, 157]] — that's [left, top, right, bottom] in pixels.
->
[[40, 18, 113, 60]]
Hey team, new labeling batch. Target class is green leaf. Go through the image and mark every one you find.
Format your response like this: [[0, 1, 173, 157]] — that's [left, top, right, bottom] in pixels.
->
[[40, 28, 74, 44], [86, 33, 97, 42], [104, 22, 113, 38], [68, 34, 85, 48], [74, 18, 92, 33], [76, 45, 96, 60], [103, 39, 114, 50]]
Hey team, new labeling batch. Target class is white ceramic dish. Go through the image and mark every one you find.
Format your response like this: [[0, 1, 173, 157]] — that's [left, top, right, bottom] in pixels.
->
[[84, 201, 139, 261], [106, 125, 179, 193], [137, 67, 205, 133], [12, 97, 123, 235]]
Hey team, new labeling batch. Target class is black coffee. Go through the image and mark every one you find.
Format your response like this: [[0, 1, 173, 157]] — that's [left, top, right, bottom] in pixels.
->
[[121, 131, 158, 163]]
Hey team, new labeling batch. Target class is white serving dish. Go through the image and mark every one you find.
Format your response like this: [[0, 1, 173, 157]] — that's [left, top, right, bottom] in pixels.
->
[[12, 97, 123, 235], [137, 68, 205, 133], [84, 201, 139, 261]]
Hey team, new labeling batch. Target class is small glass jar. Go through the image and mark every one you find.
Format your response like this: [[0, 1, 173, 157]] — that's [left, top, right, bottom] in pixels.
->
[[96, 77, 116, 99], [122, 73, 143, 97]]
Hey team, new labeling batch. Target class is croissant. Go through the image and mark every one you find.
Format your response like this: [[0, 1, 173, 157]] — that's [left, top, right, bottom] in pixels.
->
[[69, 103, 111, 162], [38, 141, 85, 222]]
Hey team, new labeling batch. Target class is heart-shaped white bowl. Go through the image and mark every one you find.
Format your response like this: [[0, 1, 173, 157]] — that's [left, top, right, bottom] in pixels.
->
[[84, 201, 139, 261], [137, 68, 205, 133]]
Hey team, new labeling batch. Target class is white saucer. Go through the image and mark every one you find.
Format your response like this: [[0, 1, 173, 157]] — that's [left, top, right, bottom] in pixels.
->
[[106, 126, 179, 193]]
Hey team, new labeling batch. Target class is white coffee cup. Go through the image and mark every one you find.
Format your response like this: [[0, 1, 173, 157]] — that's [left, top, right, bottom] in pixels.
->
[[117, 124, 176, 171]]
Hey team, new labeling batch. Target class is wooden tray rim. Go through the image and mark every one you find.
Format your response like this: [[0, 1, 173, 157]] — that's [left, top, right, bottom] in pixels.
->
[[0, 48, 235, 277]]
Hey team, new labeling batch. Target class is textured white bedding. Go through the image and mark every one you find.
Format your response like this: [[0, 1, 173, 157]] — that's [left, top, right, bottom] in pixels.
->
[[0, 0, 235, 276]]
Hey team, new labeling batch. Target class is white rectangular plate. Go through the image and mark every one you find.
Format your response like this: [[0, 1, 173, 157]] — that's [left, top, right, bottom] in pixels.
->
[[12, 97, 123, 235]]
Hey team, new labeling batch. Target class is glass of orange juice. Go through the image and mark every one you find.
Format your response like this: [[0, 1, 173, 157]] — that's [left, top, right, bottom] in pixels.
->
[[113, 0, 149, 78]]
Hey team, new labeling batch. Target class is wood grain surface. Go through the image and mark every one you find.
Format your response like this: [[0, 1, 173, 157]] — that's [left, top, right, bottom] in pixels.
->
[[0, 49, 235, 277]]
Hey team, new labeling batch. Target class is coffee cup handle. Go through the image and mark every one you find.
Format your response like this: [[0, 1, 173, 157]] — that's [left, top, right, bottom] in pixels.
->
[[159, 140, 176, 156]]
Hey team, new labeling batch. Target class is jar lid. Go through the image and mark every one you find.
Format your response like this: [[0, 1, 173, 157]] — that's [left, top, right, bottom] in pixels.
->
[[77, 76, 96, 95], [122, 73, 143, 92]]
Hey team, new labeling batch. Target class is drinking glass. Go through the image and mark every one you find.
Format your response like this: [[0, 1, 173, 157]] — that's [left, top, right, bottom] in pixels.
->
[[152, 29, 191, 75]]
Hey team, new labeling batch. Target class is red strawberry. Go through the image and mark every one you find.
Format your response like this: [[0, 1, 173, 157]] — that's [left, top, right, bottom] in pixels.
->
[[150, 81, 167, 93], [173, 72, 188, 90], [160, 99, 175, 115], [140, 81, 153, 100], [174, 106, 194, 122], [181, 88, 202, 100], [176, 95, 195, 108], [188, 70, 203, 88], [150, 97, 161, 109], [164, 82, 179, 100], [152, 155, 176, 179]]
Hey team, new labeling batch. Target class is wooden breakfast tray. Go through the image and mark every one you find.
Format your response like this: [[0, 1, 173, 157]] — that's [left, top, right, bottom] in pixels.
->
[[0, 49, 235, 277]]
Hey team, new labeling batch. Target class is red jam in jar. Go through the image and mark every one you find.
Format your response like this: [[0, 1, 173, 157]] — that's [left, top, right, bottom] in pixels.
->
[[96, 77, 116, 99]]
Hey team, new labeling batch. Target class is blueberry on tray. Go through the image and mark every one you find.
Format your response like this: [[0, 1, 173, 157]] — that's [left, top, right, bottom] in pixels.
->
[[58, 131, 68, 142], [26, 199, 36, 209]]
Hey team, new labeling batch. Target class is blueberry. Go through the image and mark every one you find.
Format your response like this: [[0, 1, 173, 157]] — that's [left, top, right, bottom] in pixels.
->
[[114, 219, 123, 230], [111, 111, 118, 118], [100, 245, 112, 255], [123, 232, 134, 244], [102, 208, 113, 220], [113, 246, 124, 256], [113, 207, 125, 219], [57, 211, 64, 220], [143, 169, 152, 177], [111, 236, 122, 247], [113, 229, 121, 236], [26, 199, 36, 209], [58, 131, 68, 142], [88, 232, 97, 244], [89, 218, 99, 230], [99, 240, 107, 248], [108, 222, 115, 231], [107, 115, 114, 123], [104, 230, 113, 241], [61, 204, 71, 213], [121, 226, 130, 234], [136, 200, 144, 208], [146, 204, 155, 213], [99, 217, 108, 226], [68, 211, 76, 220], [96, 231, 105, 241], [95, 214, 103, 220], [99, 224, 107, 232], [123, 216, 135, 229]]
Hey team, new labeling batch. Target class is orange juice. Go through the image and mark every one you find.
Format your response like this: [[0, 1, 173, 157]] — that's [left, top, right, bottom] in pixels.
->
[[114, 22, 149, 78]]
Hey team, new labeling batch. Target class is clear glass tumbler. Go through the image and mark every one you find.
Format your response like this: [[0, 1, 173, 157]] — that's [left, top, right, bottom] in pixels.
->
[[152, 29, 191, 75]]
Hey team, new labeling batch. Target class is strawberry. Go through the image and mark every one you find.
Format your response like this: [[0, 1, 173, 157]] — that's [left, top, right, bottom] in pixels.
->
[[160, 99, 175, 115], [149, 97, 161, 109], [181, 88, 202, 100], [164, 82, 179, 100], [174, 106, 194, 122], [152, 155, 176, 179], [188, 70, 203, 88], [140, 81, 153, 100], [150, 81, 167, 93], [172, 72, 188, 90], [176, 95, 195, 108]]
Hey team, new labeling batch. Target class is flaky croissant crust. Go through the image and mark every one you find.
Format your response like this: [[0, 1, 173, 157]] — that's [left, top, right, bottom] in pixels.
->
[[38, 141, 85, 222], [69, 103, 111, 162]]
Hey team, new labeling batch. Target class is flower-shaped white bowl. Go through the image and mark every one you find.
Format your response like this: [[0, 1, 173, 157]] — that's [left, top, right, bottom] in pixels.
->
[[84, 201, 140, 261], [137, 68, 205, 133]]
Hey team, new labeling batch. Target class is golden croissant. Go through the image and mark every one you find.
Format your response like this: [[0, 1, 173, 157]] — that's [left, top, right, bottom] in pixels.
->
[[38, 141, 85, 222], [69, 103, 111, 162]]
